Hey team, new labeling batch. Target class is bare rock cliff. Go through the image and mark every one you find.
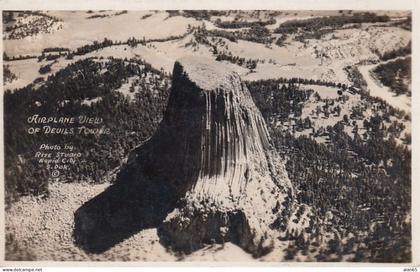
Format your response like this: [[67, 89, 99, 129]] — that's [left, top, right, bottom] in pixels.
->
[[146, 56, 295, 256]]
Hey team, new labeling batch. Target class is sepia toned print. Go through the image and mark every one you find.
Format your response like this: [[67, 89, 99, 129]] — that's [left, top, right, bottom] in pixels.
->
[[2, 10, 411, 262]]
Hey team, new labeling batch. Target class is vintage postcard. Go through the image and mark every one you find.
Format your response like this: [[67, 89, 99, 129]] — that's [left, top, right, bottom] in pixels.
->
[[0, 0, 418, 266]]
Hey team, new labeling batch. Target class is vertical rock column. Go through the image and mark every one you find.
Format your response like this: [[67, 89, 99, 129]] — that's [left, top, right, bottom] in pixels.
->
[[149, 57, 295, 257]]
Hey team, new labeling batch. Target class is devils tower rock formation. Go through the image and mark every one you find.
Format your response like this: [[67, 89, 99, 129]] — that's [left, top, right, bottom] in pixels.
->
[[74, 56, 296, 257], [154, 57, 295, 256]]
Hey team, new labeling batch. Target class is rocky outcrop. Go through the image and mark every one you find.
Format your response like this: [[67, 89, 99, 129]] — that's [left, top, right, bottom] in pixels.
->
[[75, 56, 296, 257]]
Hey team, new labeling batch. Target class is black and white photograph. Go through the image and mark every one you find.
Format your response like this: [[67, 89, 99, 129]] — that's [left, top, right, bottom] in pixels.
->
[[1, 6, 415, 264]]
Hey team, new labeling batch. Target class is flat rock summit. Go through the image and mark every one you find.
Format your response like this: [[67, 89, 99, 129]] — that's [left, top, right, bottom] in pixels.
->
[[75, 56, 299, 257]]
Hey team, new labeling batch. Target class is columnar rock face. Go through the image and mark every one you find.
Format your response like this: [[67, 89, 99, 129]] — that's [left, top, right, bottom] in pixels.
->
[[131, 56, 295, 256], [75, 56, 296, 256]]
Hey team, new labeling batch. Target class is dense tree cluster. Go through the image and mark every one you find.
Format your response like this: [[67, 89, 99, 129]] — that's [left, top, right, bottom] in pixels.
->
[[42, 47, 70, 54], [114, 10, 128, 16], [86, 14, 109, 19], [3, 53, 37, 61], [3, 64, 17, 83], [191, 24, 274, 46], [3, 11, 16, 24], [274, 12, 390, 35], [247, 80, 313, 121], [214, 18, 276, 29], [4, 57, 171, 206], [344, 65, 367, 91], [215, 52, 258, 70], [180, 10, 228, 20], [272, 129, 410, 262], [126, 31, 191, 48], [73, 38, 115, 56], [38, 63, 52, 74], [141, 14, 153, 20], [373, 57, 411, 96], [86, 10, 128, 20], [240, 24, 275, 44], [205, 29, 238, 43], [247, 79, 411, 262], [294, 28, 333, 43], [275, 35, 287, 47], [248, 77, 347, 92]]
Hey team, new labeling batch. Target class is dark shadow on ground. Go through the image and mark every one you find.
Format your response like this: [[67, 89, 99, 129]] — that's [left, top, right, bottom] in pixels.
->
[[73, 172, 175, 253], [72, 136, 183, 254]]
